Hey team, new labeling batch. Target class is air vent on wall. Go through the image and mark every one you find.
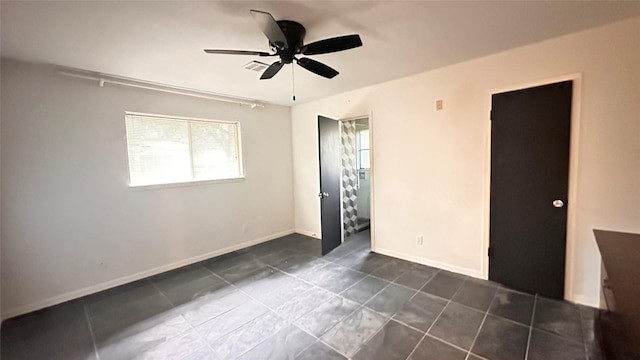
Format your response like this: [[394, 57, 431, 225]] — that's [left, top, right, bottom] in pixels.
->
[[243, 61, 269, 72]]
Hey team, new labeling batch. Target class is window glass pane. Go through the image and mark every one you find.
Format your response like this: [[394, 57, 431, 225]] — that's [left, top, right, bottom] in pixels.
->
[[357, 129, 370, 169], [125, 116, 191, 185], [190, 121, 241, 180]]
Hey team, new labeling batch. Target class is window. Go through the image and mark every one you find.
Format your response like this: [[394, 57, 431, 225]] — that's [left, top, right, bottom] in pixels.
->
[[356, 127, 370, 169], [125, 113, 243, 186]]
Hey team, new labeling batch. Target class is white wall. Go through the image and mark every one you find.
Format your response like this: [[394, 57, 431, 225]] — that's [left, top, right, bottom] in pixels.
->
[[292, 16, 640, 307], [1, 59, 294, 319]]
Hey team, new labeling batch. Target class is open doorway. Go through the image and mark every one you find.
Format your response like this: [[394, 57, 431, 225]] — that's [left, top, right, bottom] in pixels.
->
[[341, 116, 371, 248], [318, 115, 372, 255]]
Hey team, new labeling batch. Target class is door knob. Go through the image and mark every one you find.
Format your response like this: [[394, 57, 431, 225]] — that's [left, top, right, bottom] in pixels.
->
[[552, 200, 564, 208]]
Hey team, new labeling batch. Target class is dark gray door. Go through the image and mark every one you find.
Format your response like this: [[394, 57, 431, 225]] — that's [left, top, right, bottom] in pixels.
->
[[489, 80, 572, 299], [318, 115, 342, 255]]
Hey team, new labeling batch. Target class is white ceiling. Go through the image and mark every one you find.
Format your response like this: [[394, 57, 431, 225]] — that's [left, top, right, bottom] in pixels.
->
[[2, 1, 640, 106]]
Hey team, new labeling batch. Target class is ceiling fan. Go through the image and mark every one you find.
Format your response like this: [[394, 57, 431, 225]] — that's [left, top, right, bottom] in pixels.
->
[[204, 10, 363, 80]]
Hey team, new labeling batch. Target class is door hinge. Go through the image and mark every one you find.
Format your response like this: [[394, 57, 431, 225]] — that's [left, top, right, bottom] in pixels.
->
[[490, 110, 493, 120], [488, 247, 492, 257]]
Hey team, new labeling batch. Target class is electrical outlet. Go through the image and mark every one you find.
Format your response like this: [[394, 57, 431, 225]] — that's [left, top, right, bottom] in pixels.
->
[[417, 235, 424, 245], [436, 99, 443, 111], [242, 223, 248, 233]]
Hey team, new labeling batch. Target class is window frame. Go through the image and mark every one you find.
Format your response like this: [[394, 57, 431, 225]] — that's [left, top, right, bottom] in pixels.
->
[[124, 111, 245, 189]]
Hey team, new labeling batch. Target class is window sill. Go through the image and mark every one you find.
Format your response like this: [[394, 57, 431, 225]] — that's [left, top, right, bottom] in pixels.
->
[[129, 176, 245, 191]]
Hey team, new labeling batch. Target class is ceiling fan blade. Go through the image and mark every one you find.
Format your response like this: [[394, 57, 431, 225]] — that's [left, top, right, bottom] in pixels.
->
[[301, 34, 362, 55], [260, 61, 284, 80], [250, 10, 288, 49], [296, 58, 339, 79], [204, 49, 273, 56]]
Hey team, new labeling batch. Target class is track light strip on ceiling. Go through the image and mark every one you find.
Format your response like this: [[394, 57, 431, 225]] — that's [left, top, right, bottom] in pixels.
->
[[58, 71, 264, 108]]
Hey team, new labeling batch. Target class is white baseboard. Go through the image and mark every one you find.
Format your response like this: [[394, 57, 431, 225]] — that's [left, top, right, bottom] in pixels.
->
[[371, 247, 601, 308], [374, 246, 484, 279], [295, 229, 320, 239], [570, 294, 601, 308], [2, 229, 295, 320], [373, 247, 601, 308]]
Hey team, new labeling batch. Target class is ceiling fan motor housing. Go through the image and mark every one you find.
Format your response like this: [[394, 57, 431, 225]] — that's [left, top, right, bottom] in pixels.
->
[[274, 20, 306, 63]]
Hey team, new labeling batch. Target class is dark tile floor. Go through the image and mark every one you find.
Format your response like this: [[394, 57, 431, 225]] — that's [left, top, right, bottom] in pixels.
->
[[1, 230, 603, 360]]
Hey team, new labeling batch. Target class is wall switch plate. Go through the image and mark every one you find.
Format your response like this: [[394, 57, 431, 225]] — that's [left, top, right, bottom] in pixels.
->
[[436, 99, 443, 111]]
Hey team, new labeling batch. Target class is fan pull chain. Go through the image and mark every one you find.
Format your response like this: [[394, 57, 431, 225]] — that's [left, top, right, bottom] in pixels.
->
[[291, 65, 296, 102]]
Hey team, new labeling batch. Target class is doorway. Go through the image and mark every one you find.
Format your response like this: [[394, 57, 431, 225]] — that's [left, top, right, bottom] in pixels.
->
[[340, 117, 371, 249], [488, 80, 573, 299], [318, 115, 372, 256], [341, 118, 371, 236]]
